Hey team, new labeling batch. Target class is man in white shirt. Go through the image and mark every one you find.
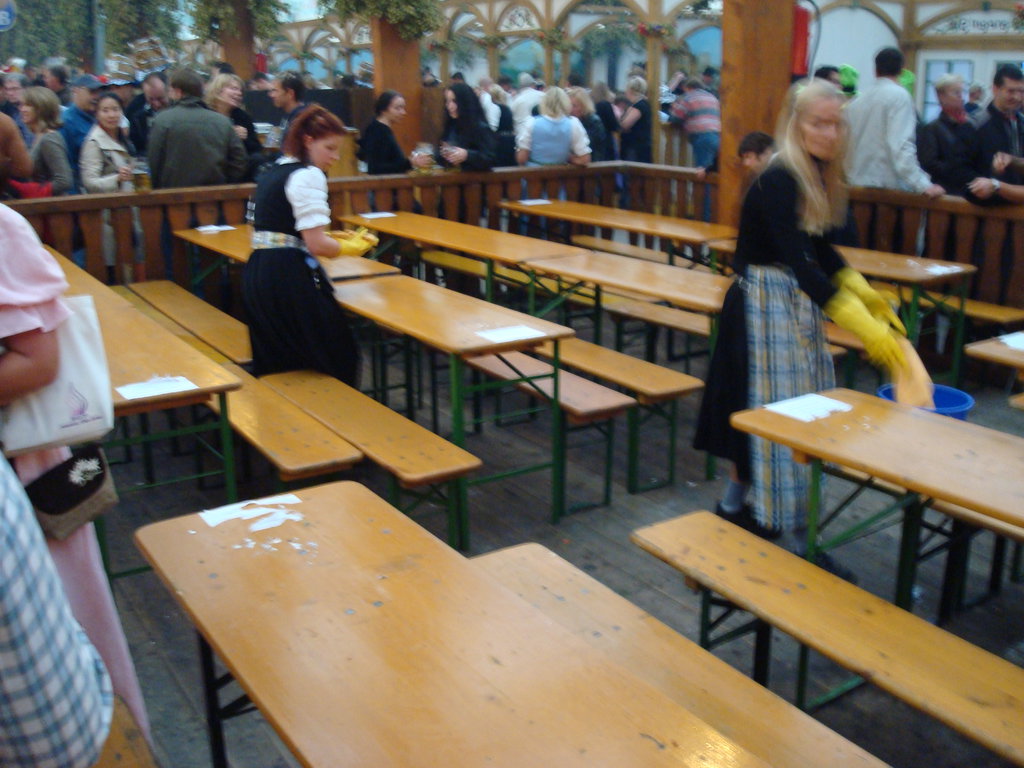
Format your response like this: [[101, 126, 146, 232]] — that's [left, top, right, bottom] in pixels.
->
[[510, 72, 544, 138], [477, 76, 500, 131], [845, 47, 944, 198]]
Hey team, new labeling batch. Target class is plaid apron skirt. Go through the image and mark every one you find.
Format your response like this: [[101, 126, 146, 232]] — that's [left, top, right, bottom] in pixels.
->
[[744, 264, 835, 531]]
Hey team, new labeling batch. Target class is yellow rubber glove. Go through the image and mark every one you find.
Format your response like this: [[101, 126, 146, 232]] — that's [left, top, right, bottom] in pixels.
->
[[825, 287, 906, 373], [832, 267, 906, 336]]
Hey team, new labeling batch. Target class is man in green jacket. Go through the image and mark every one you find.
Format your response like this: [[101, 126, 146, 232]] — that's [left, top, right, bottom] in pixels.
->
[[148, 67, 247, 189]]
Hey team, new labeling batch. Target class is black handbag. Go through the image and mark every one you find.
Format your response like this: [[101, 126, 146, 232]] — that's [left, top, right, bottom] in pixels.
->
[[26, 445, 118, 540]]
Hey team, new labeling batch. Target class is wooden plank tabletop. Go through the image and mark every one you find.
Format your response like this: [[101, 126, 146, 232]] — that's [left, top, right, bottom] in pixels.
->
[[730, 388, 1024, 529], [332, 274, 574, 355], [632, 511, 1024, 767], [173, 225, 401, 281], [52, 252, 241, 416], [135, 482, 772, 768], [500, 200, 739, 245], [706, 239, 975, 286], [339, 211, 589, 266], [965, 335, 1024, 372], [525, 250, 732, 314]]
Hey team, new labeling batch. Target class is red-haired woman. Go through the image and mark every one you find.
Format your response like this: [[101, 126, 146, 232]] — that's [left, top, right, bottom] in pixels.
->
[[243, 104, 360, 385]]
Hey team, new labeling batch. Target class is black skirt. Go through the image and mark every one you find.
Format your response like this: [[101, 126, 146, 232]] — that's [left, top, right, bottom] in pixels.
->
[[242, 247, 360, 386], [692, 281, 750, 481]]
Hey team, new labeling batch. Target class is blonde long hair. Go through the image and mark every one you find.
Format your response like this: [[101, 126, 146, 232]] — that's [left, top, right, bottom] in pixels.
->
[[774, 79, 848, 235]]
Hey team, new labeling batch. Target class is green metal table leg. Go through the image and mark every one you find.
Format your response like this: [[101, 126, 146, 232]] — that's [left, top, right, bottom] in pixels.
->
[[626, 408, 640, 494], [894, 497, 925, 609], [550, 342, 566, 523], [217, 392, 237, 503], [950, 282, 968, 386], [805, 459, 823, 562], [906, 285, 922, 344], [796, 644, 810, 710]]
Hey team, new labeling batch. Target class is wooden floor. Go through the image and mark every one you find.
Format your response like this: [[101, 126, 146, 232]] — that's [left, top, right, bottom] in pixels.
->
[[104, 323, 1024, 768]]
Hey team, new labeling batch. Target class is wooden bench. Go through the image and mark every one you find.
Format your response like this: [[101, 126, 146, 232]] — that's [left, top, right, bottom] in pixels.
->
[[91, 696, 159, 768], [464, 350, 634, 514], [631, 510, 1024, 766], [474, 543, 888, 768], [571, 234, 672, 264], [532, 337, 703, 492], [112, 288, 362, 487], [831, 466, 1024, 622], [111, 286, 230, 363], [887, 284, 1024, 328], [128, 280, 252, 366], [261, 370, 482, 549], [210, 363, 363, 484]]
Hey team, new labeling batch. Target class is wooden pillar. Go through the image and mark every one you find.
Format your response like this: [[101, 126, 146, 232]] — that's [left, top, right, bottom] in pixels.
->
[[543, 45, 555, 86], [718, 0, 794, 225], [220, 0, 256, 80], [371, 18, 422, 154], [487, 44, 500, 76]]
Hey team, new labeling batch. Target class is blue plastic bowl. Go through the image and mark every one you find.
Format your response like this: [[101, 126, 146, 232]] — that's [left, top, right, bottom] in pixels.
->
[[876, 383, 975, 421]]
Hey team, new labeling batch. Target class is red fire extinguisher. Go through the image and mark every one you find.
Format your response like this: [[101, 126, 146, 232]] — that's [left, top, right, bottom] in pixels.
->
[[254, 51, 268, 74], [791, 2, 811, 78]]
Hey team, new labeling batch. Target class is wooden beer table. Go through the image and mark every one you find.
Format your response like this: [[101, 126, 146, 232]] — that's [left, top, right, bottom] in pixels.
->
[[174, 224, 400, 293], [54, 251, 242, 575], [340, 211, 589, 302], [500, 199, 738, 264], [730, 388, 1024, 608], [525, 249, 732, 344], [965, 334, 1024, 374], [331, 275, 576, 520], [135, 482, 771, 768]]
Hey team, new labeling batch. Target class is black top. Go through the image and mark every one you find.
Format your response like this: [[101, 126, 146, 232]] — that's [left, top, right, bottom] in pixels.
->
[[733, 163, 852, 309], [252, 162, 307, 238], [229, 106, 263, 156], [916, 114, 976, 195], [357, 119, 411, 175], [580, 112, 611, 162], [956, 102, 1024, 204], [439, 120, 496, 171], [619, 98, 651, 162], [594, 100, 618, 144]]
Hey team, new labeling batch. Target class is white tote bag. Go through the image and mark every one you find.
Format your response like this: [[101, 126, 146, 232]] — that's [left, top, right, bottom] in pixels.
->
[[2, 294, 114, 456]]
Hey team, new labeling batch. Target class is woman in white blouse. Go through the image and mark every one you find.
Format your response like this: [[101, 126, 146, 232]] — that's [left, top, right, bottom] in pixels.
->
[[242, 104, 361, 385]]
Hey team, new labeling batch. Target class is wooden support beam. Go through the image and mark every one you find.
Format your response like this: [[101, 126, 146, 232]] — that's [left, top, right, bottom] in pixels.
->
[[371, 19, 423, 154], [718, 0, 794, 225]]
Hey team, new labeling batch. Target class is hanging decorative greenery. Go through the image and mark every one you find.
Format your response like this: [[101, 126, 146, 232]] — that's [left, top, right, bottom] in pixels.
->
[[1014, 2, 1024, 31], [478, 34, 505, 48], [320, 0, 445, 41], [579, 23, 642, 59], [190, 0, 287, 43]]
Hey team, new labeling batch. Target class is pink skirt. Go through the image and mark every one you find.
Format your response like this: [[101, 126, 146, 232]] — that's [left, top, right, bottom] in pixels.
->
[[16, 448, 151, 739]]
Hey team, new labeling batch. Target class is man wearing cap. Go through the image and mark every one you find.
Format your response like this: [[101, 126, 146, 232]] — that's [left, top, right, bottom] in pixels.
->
[[510, 72, 543, 138], [59, 74, 105, 192]]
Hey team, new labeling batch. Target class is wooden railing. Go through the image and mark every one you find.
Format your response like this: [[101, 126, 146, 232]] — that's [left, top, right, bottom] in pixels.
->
[[848, 188, 1024, 307], [8, 164, 1022, 309]]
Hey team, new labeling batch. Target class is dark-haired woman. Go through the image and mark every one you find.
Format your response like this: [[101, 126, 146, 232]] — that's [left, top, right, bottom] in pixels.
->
[[357, 90, 432, 175], [437, 82, 496, 171], [242, 104, 361, 385]]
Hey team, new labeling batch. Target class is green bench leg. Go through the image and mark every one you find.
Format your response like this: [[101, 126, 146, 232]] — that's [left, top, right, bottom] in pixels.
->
[[627, 400, 678, 494]]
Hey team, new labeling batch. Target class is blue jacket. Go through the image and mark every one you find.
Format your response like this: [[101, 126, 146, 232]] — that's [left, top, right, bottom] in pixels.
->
[[59, 105, 95, 192]]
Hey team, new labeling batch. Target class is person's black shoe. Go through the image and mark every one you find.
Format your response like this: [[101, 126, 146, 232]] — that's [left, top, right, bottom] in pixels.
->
[[809, 550, 858, 584], [714, 502, 783, 540]]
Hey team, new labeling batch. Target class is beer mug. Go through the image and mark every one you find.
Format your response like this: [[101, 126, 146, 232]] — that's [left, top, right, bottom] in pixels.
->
[[132, 159, 151, 192]]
